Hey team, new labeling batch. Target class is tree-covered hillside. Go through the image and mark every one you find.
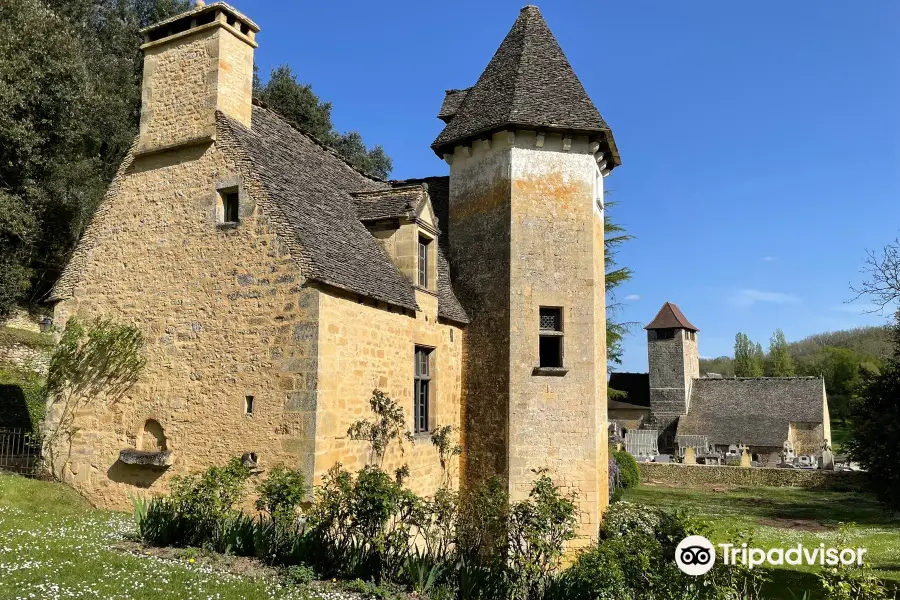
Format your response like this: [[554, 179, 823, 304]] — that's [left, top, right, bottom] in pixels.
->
[[700, 325, 891, 424]]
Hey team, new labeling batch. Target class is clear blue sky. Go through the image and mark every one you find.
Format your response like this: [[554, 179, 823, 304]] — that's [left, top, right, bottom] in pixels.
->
[[231, 0, 900, 372]]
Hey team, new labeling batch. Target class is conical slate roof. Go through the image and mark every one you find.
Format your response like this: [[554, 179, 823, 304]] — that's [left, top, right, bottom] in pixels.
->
[[432, 5, 619, 165], [645, 302, 699, 332]]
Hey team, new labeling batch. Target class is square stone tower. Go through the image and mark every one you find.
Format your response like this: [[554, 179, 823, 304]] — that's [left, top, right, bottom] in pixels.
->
[[645, 302, 699, 451], [137, 1, 259, 154], [432, 6, 621, 544]]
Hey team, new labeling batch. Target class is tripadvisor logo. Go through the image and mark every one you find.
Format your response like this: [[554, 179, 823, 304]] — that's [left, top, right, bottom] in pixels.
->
[[675, 536, 869, 575], [676, 535, 716, 576]]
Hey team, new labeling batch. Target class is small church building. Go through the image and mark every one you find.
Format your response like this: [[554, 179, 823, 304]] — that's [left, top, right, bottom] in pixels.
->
[[46, 2, 617, 543], [608, 302, 831, 465]]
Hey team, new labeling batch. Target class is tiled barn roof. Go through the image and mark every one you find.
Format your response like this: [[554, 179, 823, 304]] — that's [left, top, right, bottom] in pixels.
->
[[676, 377, 826, 447], [431, 5, 619, 167]]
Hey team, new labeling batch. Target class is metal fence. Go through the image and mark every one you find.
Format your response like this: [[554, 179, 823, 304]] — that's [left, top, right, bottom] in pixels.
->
[[0, 428, 43, 477]]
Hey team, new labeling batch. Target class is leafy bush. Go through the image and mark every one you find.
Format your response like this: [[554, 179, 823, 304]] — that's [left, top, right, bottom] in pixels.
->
[[507, 473, 578, 599], [613, 450, 640, 490], [552, 502, 768, 600], [137, 458, 251, 549], [255, 465, 307, 524], [819, 566, 893, 600]]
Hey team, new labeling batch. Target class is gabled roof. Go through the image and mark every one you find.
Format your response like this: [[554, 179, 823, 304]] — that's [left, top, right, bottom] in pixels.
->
[[608, 372, 650, 408], [431, 5, 619, 166], [676, 377, 826, 447], [352, 186, 425, 222], [437, 88, 470, 124], [394, 176, 469, 324], [645, 302, 698, 332]]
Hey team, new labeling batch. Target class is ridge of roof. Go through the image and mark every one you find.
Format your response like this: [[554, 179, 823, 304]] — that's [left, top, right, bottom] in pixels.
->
[[645, 301, 699, 332]]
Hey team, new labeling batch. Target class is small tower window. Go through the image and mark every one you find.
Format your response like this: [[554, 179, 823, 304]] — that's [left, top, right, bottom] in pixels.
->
[[418, 235, 431, 288], [655, 329, 675, 340], [539, 307, 564, 368], [244, 395, 254, 415], [222, 191, 239, 224]]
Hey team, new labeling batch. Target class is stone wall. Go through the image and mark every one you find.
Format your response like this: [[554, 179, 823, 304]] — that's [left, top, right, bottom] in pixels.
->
[[639, 462, 865, 490], [446, 129, 608, 546], [138, 16, 254, 155], [48, 129, 325, 508], [314, 288, 463, 497], [0, 342, 50, 375]]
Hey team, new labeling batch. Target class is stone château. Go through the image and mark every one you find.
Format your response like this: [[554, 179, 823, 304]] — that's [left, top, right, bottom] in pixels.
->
[[47, 3, 619, 543]]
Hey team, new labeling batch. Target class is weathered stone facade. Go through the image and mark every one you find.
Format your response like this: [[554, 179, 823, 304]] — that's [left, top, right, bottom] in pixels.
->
[[648, 327, 699, 444], [446, 130, 609, 545]]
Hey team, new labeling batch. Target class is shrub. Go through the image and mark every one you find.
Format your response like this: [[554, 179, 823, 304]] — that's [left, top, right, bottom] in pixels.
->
[[136, 457, 251, 549], [819, 566, 893, 600], [553, 502, 767, 600], [613, 450, 640, 490], [256, 465, 307, 524]]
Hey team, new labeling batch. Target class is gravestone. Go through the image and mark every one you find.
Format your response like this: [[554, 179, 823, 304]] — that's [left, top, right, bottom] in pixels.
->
[[683, 446, 697, 465], [821, 450, 835, 470], [740, 449, 752, 468]]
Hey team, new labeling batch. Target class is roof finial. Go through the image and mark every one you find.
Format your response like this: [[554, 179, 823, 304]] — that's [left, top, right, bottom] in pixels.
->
[[195, 0, 206, 7]]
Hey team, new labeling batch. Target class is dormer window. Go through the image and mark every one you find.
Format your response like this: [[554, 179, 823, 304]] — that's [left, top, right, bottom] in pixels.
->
[[418, 235, 431, 288]]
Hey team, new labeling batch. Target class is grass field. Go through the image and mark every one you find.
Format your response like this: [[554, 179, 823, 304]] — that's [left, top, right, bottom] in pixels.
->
[[0, 474, 358, 600], [624, 484, 900, 599]]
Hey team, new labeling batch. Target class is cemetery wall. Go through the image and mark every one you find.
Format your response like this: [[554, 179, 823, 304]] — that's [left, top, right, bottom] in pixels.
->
[[639, 462, 865, 490]]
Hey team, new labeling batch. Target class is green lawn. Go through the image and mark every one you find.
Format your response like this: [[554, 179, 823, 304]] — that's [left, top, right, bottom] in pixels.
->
[[0, 474, 356, 600], [624, 484, 900, 599]]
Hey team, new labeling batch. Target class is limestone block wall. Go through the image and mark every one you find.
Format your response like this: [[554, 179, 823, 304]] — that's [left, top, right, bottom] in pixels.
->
[[639, 462, 865, 491], [138, 19, 254, 154], [790, 421, 827, 455], [447, 129, 608, 545], [314, 288, 463, 496], [447, 141, 512, 489], [49, 135, 321, 509], [0, 343, 50, 375], [508, 134, 606, 545]]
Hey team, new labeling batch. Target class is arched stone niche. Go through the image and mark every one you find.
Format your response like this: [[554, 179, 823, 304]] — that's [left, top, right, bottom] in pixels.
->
[[140, 419, 167, 452]]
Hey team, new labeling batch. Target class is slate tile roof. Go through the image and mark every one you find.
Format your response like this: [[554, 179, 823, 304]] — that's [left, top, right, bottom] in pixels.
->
[[222, 106, 469, 323], [645, 302, 699, 331], [437, 88, 471, 123], [352, 187, 423, 222], [608, 372, 651, 408], [391, 176, 469, 324], [676, 377, 826, 447], [431, 5, 620, 167], [219, 106, 421, 312]]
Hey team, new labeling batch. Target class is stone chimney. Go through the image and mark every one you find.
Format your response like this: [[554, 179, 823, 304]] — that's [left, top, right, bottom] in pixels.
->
[[137, 2, 259, 155]]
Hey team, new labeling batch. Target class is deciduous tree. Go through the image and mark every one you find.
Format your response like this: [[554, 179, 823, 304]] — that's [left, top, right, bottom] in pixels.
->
[[767, 328, 795, 376]]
